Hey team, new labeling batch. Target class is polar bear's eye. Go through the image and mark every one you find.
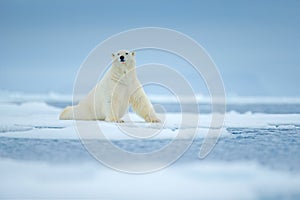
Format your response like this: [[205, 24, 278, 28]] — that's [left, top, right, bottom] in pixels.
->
[[117, 53, 120, 56], [125, 53, 128, 55]]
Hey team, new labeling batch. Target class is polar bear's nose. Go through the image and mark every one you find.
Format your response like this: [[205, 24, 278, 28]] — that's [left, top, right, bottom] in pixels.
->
[[120, 55, 125, 62]]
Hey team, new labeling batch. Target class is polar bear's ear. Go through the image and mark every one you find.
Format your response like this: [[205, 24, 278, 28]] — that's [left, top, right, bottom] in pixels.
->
[[112, 53, 115, 58], [131, 51, 135, 56]]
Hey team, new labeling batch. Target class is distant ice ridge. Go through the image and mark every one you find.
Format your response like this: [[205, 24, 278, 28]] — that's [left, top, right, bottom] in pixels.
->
[[150, 95, 300, 104], [1, 90, 300, 104], [0, 90, 73, 103]]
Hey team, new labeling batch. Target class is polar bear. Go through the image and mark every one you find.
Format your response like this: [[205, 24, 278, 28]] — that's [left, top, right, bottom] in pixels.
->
[[59, 50, 160, 123]]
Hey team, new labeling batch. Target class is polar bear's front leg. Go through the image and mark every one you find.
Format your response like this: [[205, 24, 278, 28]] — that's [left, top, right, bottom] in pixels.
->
[[129, 87, 160, 123], [105, 117, 124, 123], [104, 109, 124, 123], [104, 98, 125, 123]]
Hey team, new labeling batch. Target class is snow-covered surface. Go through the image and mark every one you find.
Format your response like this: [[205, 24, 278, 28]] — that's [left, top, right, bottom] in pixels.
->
[[1, 100, 300, 199], [0, 102, 300, 139], [0, 102, 299, 140], [1, 159, 300, 199]]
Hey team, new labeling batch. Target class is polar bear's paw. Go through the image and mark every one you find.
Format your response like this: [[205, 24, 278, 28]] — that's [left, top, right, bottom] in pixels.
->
[[105, 117, 124, 123], [145, 116, 161, 123], [149, 119, 161, 123]]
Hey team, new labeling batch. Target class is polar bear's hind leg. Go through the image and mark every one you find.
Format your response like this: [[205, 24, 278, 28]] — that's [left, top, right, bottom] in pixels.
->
[[59, 106, 74, 120]]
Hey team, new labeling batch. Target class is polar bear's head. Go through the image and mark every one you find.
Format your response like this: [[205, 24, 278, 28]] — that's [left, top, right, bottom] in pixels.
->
[[112, 50, 135, 69]]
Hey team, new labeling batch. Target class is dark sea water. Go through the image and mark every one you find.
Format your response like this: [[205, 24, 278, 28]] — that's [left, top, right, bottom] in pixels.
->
[[1, 124, 299, 173]]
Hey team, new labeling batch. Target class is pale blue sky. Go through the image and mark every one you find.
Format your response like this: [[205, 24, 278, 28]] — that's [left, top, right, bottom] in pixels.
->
[[0, 0, 299, 96]]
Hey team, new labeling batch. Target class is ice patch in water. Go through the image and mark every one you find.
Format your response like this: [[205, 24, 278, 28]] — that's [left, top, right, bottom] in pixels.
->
[[0, 124, 32, 133]]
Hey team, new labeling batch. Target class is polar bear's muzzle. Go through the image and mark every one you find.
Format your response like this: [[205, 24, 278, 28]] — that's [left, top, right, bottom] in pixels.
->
[[120, 55, 125, 63]]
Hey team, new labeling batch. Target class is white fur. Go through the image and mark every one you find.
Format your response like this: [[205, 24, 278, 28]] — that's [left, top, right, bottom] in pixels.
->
[[59, 50, 160, 123]]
